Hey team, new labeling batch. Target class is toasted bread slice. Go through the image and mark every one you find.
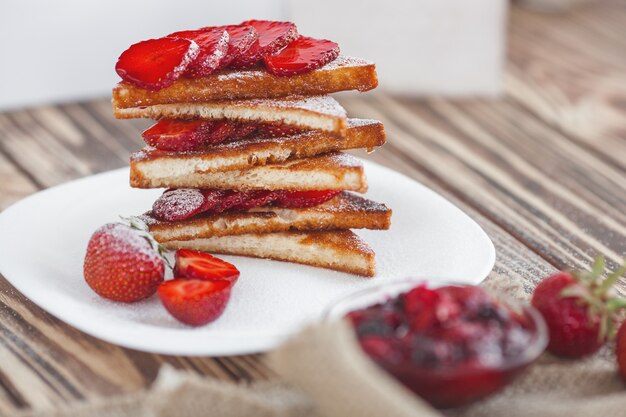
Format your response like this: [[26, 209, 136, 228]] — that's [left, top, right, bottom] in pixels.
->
[[131, 119, 385, 175], [113, 56, 377, 108], [163, 230, 376, 276], [131, 151, 368, 191], [114, 95, 348, 135], [143, 192, 391, 241]]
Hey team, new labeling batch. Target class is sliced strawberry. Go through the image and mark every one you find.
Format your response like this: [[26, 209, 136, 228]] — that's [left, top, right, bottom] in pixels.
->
[[264, 36, 339, 76], [216, 25, 258, 68], [203, 120, 240, 145], [174, 249, 240, 283], [169, 28, 229, 77], [210, 190, 253, 213], [231, 21, 298, 67], [158, 278, 232, 326], [202, 121, 257, 145], [230, 123, 258, 141], [256, 123, 306, 137], [142, 119, 214, 151], [230, 190, 285, 211], [200, 189, 228, 211], [152, 189, 208, 221], [115, 37, 199, 91], [277, 190, 341, 208]]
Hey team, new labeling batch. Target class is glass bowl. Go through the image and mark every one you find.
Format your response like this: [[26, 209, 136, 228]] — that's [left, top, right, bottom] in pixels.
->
[[324, 279, 548, 408]]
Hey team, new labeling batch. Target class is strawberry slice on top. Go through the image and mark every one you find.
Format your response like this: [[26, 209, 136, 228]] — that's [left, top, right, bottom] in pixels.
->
[[115, 37, 199, 91], [169, 28, 229, 77], [231, 20, 298, 67], [216, 25, 258, 68], [264, 36, 339, 76], [142, 119, 214, 151]]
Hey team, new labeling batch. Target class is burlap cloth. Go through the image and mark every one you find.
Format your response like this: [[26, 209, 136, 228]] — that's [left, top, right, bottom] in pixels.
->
[[13, 275, 626, 417]]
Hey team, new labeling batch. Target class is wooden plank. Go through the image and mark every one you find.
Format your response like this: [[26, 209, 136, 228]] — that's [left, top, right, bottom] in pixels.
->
[[340, 96, 626, 281], [0, 153, 38, 210], [506, 2, 626, 169]]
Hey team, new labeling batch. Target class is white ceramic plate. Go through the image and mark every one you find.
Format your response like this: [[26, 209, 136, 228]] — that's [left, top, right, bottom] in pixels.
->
[[0, 161, 495, 356]]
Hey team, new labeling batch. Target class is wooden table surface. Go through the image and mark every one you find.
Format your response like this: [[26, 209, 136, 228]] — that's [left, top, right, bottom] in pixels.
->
[[0, 2, 625, 413]]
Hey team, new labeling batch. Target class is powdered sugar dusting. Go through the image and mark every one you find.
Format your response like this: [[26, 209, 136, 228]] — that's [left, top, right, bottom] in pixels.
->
[[320, 55, 373, 71], [92, 223, 159, 260], [152, 189, 206, 221], [213, 55, 372, 82], [236, 95, 347, 118]]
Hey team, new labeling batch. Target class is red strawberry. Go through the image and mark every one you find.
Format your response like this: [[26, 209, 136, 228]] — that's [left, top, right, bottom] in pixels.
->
[[257, 123, 305, 137], [229, 123, 258, 141], [142, 119, 213, 151], [174, 249, 240, 283], [158, 278, 232, 326], [115, 37, 199, 91], [230, 190, 285, 211], [277, 190, 341, 208], [204, 121, 240, 145], [198, 122, 259, 145], [531, 257, 626, 358], [84, 222, 165, 302], [264, 36, 339, 76], [216, 25, 258, 68], [169, 28, 229, 77], [200, 189, 228, 211], [152, 188, 210, 221], [231, 20, 298, 67], [616, 320, 626, 380], [210, 190, 253, 213]]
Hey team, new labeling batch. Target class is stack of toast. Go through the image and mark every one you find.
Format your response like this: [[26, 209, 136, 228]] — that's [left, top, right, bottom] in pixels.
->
[[112, 22, 391, 276]]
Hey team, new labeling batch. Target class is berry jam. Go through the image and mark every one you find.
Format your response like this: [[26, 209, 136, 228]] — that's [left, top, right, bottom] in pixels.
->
[[346, 284, 542, 408]]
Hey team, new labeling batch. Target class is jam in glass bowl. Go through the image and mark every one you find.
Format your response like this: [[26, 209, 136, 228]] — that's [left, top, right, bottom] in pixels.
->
[[325, 280, 547, 408]]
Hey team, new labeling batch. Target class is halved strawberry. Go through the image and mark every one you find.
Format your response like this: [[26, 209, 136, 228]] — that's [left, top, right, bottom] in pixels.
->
[[264, 36, 339, 76], [277, 190, 341, 208], [142, 119, 214, 151], [216, 25, 258, 68], [174, 249, 240, 283], [169, 28, 229, 77], [158, 278, 232, 326], [115, 37, 199, 91], [231, 21, 298, 68], [152, 189, 209, 221], [256, 123, 305, 137]]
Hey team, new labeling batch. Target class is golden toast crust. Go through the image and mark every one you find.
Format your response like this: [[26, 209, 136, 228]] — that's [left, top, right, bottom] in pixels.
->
[[143, 192, 392, 241], [131, 119, 385, 174], [113, 95, 348, 135], [164, 229, 376, 277], [130, 151, 368, 191], [113, 56, 377, 108]]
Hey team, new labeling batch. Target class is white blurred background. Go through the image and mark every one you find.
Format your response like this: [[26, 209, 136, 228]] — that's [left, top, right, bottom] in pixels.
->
[[0, 0, 508, 110]]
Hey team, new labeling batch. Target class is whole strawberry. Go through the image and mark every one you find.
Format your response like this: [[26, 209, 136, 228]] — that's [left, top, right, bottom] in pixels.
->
[[84, 221, 166, 302], [531, 257, 626, 358]]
